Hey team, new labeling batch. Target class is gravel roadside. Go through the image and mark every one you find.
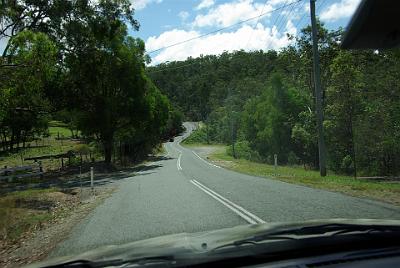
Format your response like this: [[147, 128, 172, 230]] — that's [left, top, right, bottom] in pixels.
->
[[0, 186, 115, 268]]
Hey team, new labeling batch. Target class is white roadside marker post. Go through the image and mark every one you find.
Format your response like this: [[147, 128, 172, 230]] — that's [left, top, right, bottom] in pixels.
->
[[274, 154, 278, 171], [90, 167, 94, 196]]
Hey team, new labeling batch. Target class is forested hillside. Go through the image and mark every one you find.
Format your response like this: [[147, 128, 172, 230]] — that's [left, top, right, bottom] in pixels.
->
[[149, 22, 400, 177]]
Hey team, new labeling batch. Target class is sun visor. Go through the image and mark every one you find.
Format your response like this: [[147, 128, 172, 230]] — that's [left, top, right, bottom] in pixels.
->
[[341, 0, 400, 49]]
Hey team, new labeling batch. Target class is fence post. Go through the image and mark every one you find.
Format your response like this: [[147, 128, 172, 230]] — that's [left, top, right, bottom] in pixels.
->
[[39, 161, 43, 178], [5, 165, 12, 183], [90, 167, 94, 195]]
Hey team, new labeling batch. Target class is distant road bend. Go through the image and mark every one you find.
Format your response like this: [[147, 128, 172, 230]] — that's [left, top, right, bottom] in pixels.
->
[[51, 122, 400, 257]]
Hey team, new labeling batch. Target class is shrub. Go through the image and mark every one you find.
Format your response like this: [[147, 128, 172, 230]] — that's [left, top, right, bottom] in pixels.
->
[[287, 151, 300, 165], [227, 140, 260, 161], [183, 127, 208, 144], [73, 144, 90, 155]]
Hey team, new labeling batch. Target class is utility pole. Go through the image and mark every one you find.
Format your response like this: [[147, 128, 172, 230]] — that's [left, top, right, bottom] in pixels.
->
[[228, 88, 236, 159], [310, 0, 327, 176]]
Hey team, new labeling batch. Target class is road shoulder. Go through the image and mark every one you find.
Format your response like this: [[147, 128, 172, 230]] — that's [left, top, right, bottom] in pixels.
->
[[184, 144, 400, 207], [0, 185, 115, 268]]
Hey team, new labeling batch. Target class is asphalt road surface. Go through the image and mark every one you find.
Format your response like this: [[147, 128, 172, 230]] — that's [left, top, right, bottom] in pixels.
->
[[51, 122, 400, 257]]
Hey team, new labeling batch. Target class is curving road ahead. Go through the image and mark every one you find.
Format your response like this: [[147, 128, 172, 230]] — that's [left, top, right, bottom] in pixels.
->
[[51, 122, 400, 257]]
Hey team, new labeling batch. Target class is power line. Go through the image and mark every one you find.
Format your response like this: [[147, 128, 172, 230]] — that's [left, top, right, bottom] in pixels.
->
[[148, 0, 327, 74], [294, 7, 309, 30], [317, 0, 328, 12], [294, 0, 326, 32], [244, 0, 269, 49], [276, 0, 301, 35], [147, 0, 304, 55], [273, 0, 291, 33], [270, 0, 289, 33]]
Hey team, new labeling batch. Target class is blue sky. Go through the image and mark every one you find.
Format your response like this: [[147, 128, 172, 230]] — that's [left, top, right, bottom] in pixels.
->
[[129, 0, 361, 64], [0, 0, 361, 64]]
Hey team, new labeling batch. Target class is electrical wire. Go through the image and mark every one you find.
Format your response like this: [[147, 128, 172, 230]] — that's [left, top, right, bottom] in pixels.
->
[[294, 0, 327, 32], [294, 5, 309, 31], [276, 0, 301, 35], [147, 0, 304, 55], [147, 0, 315, 74], [244, 0, 270, 49], [317, 0, 328, 12], [273, 0, 291, 33]]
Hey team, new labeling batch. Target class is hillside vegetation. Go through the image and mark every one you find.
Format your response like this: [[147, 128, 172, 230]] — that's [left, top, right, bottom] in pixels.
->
[[150, 22, 400, 177]]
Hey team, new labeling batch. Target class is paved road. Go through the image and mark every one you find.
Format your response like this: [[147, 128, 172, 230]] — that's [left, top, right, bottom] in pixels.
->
[[51, 122, 400, 257]]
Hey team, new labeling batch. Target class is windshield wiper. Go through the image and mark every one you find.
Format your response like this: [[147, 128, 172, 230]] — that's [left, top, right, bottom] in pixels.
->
[[43, 259, 122, 268], [213, 223, 400, 251], [43, 256, 176, 268], [265, 223, 400, 237]]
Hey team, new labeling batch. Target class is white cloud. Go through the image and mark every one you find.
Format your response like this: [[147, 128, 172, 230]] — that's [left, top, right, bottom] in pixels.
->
[[267, 0, 290, 5], [320, 0, 361, 22], [192, 0, 274, 28], [178, 11, 190, 21], [146, 22, 296, 64], [131, 0, 162, 10], [196, 0, 215, 10]]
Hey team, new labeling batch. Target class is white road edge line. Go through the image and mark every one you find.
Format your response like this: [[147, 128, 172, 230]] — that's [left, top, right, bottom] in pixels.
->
[[177, 153, 182, 171], [190, 179, 265, 224], [192, 151, 221, 169]]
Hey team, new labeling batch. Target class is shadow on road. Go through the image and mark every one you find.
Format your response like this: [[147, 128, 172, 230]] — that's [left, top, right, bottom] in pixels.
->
[[147, 155, 174, 162], [131, 164, 162, 172], [0, 156, 169, 196]]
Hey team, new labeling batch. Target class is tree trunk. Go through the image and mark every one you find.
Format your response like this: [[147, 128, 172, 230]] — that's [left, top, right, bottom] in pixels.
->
[[9, 132, 14, 151], [349, 116, 357, 178], [1, 132, 6, 151], [103, 138, 113, 164], [206, 123, 210, 144]]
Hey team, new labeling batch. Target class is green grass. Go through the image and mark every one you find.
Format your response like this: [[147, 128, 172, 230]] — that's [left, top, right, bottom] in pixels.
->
[[188, 144, 400, 206], [182, 142, 225, 148], [48, 121, 81, 138], [48, 120, 68, 128], [0, 137, 79, 171], [5, 188, 58, 198], [48, 126, 72, 138], [0, 188, 59, 241]]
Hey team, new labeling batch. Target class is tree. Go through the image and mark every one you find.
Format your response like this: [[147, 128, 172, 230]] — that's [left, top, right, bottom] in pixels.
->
[[325, 50, 363, 176], [0, 30, 57, 150], [61, 1, 168, 163]]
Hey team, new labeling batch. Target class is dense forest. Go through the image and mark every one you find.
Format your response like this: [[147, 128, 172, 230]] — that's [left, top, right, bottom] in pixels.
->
[[0, 0, 182, 163], [149, 22, 400, 177], [2, 0, 399, 176]]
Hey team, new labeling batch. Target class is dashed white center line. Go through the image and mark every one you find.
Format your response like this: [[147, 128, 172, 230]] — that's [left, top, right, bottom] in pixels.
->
[[177, 153, 182, 171], [190, 179, 265, 224], [164, 144, 170, 157]]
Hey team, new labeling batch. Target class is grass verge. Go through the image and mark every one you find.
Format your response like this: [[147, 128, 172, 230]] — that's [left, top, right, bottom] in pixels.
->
[[189, 144, 400, 206], [0, 188, 62, 241], [0, 138, 78, 170]]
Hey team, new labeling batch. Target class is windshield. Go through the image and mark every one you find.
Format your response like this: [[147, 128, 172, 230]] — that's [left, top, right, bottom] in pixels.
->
[[1, 0, 400, 267]]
